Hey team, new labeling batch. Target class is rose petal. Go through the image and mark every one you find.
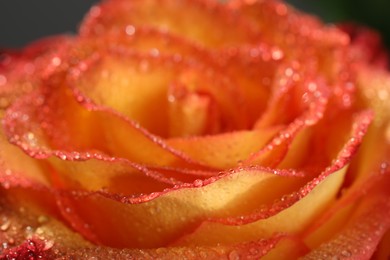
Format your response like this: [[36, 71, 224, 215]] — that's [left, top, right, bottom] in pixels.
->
[[173, 166, 347, 246], [69, 49, 249, 137], [80, 0, 257, 47], [77, 29, 283, 129], [3, 77, 212, 170], [195, 113, 373, 224], [229, 0, 355, 109], [0, 193, 286, 259], [167, 128, 281, 169], [339, 23, 389, 69], [5, 111, 367, 248], [372, 229, 390, 259], [0, 36, 73, 113], [244, 68, 329, 167], [302, 176, 390, 259]]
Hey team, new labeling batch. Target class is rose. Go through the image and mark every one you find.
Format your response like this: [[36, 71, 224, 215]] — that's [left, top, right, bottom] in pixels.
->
[[0, 0, 389, 258]]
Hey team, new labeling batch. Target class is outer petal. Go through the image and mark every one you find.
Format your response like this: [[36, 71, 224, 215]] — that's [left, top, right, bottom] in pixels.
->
[[0, 191, 286, 259], [80, 0, 257, 47], [1, 112, 369, 249], [0, 36, 73, 113], [69, 49, 249, 137], [228, 0, 355, 109], [302, 176, 390, 259]]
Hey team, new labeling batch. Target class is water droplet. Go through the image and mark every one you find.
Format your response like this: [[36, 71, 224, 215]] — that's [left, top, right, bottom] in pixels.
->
[[7, 238, 14, 245], [35, 227, 44, 236], [284, 68, 293, 77], [378, 89, 389, 101], [193, 179, 203, 187], [228, 250, 240, 260], [24, 132, 38, 146], [0, 219, 10, 231], [198, 250, 209, 259], [2, 182, 10, 189], [139, 60, 149, 72], [275, 3, 288, 16], [271, 47, 284, 60], [51, 56, 61, 66], [273, 137, 282, 145], [37, 215, 48, 224], [125, 25, 136, 35], [0, 74, 7, 86], [249, 248, 258, 255], [308, 82, 317, 92], [149, 208, 157, 215], [149, 48, 160, 57], [25, 226, 34, 238], [73, 153, 81, 160], [43, 240, 54, 250], [341, 250, 351, 257]]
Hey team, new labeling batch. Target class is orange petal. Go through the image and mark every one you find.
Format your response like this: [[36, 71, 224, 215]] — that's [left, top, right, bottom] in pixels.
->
[[173, 166, 347, 246], [0, 36, 73, 113], [80, 0, 257, 48], [167, 128, 281, 169], [170, 111, 371, 246], [302, 176, 390, 259], [3, 75, 211, 170], [228, 0, 355, 109], [69, 49, 249, 137], [54, 167, 300, 248]]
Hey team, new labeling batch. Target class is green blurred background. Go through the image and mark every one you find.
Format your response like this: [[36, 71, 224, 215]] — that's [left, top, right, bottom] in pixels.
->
[[0, 0, 389, 48], [286, 0, 390, 47]]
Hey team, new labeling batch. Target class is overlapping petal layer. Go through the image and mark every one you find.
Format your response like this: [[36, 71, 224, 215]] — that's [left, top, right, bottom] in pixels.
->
[[0, 0, 389, 259]]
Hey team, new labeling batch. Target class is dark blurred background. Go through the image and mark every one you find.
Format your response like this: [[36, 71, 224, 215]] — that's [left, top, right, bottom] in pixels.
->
[[0, 0, 390, 48], [287, 0, 390, 48], [0, 0, 98, 48]]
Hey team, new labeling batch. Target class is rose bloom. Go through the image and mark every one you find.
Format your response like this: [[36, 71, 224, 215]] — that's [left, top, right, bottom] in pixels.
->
[[0, 0, 390, 259]]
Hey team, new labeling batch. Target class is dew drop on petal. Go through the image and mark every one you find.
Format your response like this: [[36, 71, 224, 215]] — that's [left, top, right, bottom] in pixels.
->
[[51, 56, 62, 66], [193, 179, 203, 187], [139, 60, 149, 72], [0, 218, 10, 231], [0, 74, 7, 86], [7, 238, 14, 245], [275, 3, 288, 16], [35, 227, 44, 236], [43, 240, 54, 250], [377, 88, 389, 101], [2, 181, 10, 189], [341, 250, 351, 257], [149, 48, 160, 57], [271, 47, 284, 60], [37, 215, 48, 224], [249, 247, 259, 255], [149, 208, 157, 215], [25, 226, 35, 238], [125, 25, 136, 35], [228, 250, 241, 260]]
